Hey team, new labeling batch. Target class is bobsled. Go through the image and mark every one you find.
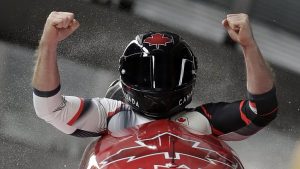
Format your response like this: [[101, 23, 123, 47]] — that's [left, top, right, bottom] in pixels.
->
[[79, 119, 244, 169]]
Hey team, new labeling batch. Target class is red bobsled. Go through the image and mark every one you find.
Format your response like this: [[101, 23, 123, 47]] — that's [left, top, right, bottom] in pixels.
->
[[80, 120, 244, 169]]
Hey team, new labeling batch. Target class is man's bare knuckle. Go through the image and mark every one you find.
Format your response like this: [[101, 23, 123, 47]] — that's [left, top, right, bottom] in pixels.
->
[[68, 13, 74, 17], [48, 15, 54, 19], [61, 17, 68, 22], [242, 14, 249, 19], [66, 16, 72, 20], [243, 18, 249, 23], [47, 17, 56, 23]]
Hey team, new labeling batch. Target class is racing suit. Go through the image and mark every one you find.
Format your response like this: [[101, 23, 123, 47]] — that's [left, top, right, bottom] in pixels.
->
[[33, 84, 278, 141]]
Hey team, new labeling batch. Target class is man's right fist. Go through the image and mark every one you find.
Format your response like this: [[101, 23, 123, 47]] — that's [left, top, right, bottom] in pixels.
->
[[41, 12, 80, 45], [222, 13, 255, 48]]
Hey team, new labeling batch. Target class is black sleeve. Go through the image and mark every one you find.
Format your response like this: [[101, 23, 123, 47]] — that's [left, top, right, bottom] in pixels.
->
[[33, 85, 61, 97], [195, 87, 278, 139]]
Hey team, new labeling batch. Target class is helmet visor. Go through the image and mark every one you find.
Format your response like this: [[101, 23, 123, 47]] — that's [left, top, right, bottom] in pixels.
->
[[120, 48, 196, 90]]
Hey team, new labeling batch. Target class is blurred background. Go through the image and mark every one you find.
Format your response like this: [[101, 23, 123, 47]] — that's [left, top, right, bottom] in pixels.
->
[[0, 0, 299, 168]]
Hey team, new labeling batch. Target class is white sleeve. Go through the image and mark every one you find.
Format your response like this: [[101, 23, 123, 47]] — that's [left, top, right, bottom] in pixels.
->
[[33, 90, 103, 135], [33, 89, 125, 136]]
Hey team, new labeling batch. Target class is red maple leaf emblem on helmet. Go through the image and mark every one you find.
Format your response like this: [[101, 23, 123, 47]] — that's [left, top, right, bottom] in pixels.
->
[[143, 33, 173, 49]]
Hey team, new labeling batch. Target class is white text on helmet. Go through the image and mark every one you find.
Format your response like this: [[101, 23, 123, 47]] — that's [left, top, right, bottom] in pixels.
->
[[125, 94, 139, 107], [179, 91, 192, 106]]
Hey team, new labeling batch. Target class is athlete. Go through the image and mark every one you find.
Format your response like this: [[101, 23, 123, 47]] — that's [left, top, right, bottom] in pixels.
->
[[32, 12, 278, 140]]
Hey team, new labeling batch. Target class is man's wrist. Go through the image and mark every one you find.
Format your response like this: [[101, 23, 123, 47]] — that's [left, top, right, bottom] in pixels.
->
[[242, 40, 260, 57], [242, 39, 257, 50], [39, 38, 58, 46], [39, 38, 58, 51]]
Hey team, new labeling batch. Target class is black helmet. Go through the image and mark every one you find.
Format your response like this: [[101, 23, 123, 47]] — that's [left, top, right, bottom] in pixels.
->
[[119, 31, 197, 118]]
